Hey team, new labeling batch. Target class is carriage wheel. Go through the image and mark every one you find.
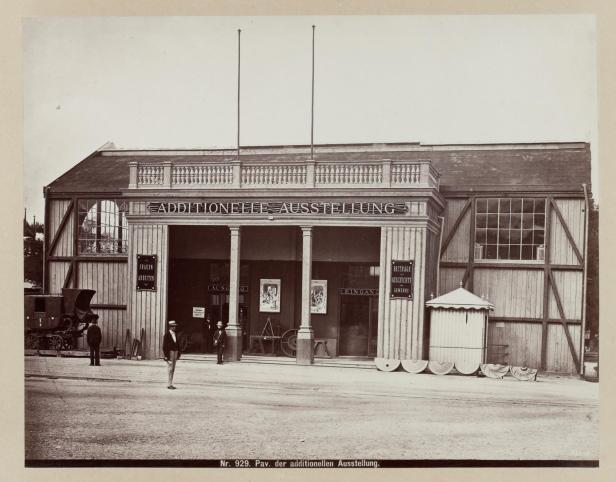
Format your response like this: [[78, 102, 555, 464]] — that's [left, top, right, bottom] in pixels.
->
[[61, 336, 74, 350], [25, 333, 40, 350], [280, 329, 298, 357], [49, 335, 64, 351]]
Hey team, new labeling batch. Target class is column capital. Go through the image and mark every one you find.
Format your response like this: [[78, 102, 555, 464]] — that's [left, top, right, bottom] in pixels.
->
[[300, 225, 313, 233], [228, 225, 241, 234]]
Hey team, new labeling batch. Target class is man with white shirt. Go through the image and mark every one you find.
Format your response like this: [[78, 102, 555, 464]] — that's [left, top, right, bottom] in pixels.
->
[[162, 320, 181, 389]]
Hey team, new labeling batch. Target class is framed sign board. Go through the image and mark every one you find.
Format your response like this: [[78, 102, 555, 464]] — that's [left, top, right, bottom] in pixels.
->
[[390, 260, 414, 299], [310, 280, 327, 314], [136, 255, 157, 291], [259, 278, 281, 313]]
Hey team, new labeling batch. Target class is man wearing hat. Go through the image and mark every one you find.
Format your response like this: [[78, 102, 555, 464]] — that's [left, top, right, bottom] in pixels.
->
[[86, 318, 102, 366], [162, 320, 181, 389], [212, 321, 227, 364]]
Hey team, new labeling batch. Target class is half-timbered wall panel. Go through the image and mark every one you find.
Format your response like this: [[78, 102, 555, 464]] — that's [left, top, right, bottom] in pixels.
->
[[127, 224, 169, 359], [550, 199, 585, 266], [487, 321, 542, 368], [48, 261, 70, 294], [474, 268, 544, 319], [78, 262, 128, 305], [546, 324, 581, 374], [548, 270, 583, 320], [441, 199, 470, 262], [49, 199, 73, 257]]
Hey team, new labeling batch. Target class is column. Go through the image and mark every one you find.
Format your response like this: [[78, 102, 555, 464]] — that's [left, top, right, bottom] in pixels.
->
[[296, 226, 314, 364], [225, 225, 242, 361]]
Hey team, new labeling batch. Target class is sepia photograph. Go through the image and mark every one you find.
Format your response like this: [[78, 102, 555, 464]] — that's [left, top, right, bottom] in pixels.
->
[[19, 11, 602, 471]]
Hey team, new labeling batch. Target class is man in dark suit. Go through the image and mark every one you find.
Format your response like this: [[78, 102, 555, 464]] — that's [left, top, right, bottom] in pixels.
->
[[86, 318, 102, 366], [162, 320, 181, 389], [213, 321, 227, 364]]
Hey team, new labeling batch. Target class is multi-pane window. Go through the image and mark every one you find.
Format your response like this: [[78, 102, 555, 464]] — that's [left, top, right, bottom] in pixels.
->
[[78, 200, 128, 254], [475, 198, 546, 261]]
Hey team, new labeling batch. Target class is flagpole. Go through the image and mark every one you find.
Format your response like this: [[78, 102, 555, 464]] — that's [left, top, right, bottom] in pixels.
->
[[311, 25, 315, 160], [237, 28, 241, 160]]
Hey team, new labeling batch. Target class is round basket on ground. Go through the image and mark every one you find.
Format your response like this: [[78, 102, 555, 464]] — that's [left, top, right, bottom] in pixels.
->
[[454, 360, 480, 375], [428, 360, 455, 375], [480, 363, 510, 379], [401, 359, 429, 374], [510, 366, 538, 381], [280, 329, 298, 357], [375, 358, 401, 372]]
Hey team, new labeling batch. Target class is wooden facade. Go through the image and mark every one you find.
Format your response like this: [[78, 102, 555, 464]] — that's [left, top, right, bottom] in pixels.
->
[[42, 142, 591, 374]]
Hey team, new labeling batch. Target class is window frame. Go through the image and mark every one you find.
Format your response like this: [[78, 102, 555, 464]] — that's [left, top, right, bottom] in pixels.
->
[[77, 199, 129, 256], [474, 197, 546, 263]]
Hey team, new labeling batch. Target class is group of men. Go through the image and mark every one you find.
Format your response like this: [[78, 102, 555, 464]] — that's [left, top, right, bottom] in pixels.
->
[[86, 318, 227, 391]]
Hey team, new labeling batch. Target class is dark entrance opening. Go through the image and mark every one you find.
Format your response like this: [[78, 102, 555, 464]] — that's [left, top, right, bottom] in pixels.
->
[[339, 294, 378, 357]]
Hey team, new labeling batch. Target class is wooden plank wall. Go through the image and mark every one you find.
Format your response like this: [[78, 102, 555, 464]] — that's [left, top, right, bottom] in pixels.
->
[[550, 199, 585, 265], [487, 321, 543, 368], [378, 226, 431, 360], [78, 262, 128, 350], [48, 261, 70, 294], [441, 199, 470, 262], [439, 267, 466, 295], [48, 200, 73, 257], [127, 224, 169, 359], [474, 269, 544, 319], [546, 324, 581, 373]]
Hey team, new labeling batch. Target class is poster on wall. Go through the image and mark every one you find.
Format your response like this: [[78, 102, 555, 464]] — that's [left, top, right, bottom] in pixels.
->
[[310, 280, 328, 314], [259, 279, 281, 313], [136, 255, 157, 291]]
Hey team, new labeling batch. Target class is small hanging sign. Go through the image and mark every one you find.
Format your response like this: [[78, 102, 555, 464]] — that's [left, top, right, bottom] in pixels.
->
[[390, 260, 414, 299], [136, 255, 157, 291]]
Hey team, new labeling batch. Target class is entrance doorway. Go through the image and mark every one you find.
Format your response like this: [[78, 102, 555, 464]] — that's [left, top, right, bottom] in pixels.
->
[[339, 295, 378, 356]]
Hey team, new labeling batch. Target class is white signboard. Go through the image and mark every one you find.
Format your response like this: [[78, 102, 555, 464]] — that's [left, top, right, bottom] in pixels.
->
[[192, 307, 205, 318]]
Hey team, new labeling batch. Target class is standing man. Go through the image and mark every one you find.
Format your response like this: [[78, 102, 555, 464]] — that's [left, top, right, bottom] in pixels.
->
[[213, 321, 227, 365], [86, 318, 102, 366], [163, 320, 181, 389]]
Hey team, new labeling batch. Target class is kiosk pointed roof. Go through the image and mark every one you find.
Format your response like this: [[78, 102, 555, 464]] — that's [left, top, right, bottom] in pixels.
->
[[426, 286, 494, 310]]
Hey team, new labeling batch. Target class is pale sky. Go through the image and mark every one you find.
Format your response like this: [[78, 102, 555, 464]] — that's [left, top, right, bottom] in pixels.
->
[[23, 15, 598, 221]]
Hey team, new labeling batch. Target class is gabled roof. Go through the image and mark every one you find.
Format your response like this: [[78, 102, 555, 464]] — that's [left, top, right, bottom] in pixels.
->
[[426, 287, 494, 310], [45, 141, 591, 195]]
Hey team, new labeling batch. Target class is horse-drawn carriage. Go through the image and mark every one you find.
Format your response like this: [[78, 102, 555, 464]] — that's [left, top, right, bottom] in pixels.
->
[[24, 289, 99, 351]]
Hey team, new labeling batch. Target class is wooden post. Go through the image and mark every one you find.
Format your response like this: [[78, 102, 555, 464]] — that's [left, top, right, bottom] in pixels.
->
[[541, 197, 553, 371], [466, 197, 476, 292], [296, 226, 314, 365]]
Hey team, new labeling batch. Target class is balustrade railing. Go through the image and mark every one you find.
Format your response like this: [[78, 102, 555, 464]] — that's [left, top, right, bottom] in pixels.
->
[[241, 164, 307, 186], [130, 159, 438, 190], [315, 164, 382, 185], [173, 165, 233, 186]]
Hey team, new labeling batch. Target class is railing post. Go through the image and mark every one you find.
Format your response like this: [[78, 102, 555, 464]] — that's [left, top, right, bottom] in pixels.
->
[[382, 159, 392, 187], [162, 161, 172, 188], [231, 160, 242, 188], [306, 160, 316, 187], [420, 162, 431, 187], [128, 161, 138, 189]]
